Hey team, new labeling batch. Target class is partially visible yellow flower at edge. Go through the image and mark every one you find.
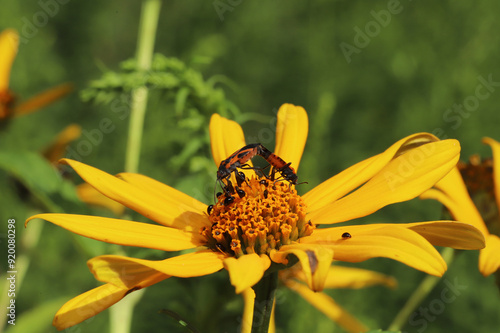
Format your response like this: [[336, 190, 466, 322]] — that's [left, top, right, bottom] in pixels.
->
[[43, 124, 125, 216], [420, 138, 500, 277], [258, 265, 396, 333], [43, 124, 82, 164], [0, 29, 72, 121], [26, 104, 485, 331]]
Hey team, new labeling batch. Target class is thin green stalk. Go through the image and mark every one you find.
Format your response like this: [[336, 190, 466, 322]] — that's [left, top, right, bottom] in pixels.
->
[[251, 272, 278, 333], [0, 214, 43, 332], [109, 288, 145, 333], [110, 2, 161, 333], [388, 247, 455, 331], [124, 0, 162, 173]]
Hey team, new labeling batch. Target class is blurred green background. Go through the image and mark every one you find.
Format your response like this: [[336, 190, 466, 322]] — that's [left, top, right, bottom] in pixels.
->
[[1, 1, 499, 332]]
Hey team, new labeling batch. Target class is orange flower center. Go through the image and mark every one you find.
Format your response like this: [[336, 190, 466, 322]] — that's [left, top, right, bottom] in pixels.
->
[[0, 90, 16, 119], [201, 176, 314, 257], [458, 155, 499, 234]]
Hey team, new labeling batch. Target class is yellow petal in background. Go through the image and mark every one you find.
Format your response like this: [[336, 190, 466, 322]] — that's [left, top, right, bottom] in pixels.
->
[[43, 124, 82, 164], [479, 234, 500, 276], [483, 137, 500, 211], [0, 29, 18, 91], [308, 139, 460, 224], [26, 213, 205, 251], [322, 266, 397, 289], [223, 253, 271, 293], [14, 82, 73, 116], [304, 133, 439, 212], [283, 279, 368, 333], [271, 244, 333, 292], [61, 159, 209, 231], [420, 168, 489, 235], [273, 103, 308, 170], [300, 225, 446, 276]]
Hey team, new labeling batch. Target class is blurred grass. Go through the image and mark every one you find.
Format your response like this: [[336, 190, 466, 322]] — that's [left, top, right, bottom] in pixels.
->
[[1, 0, 500, 332]]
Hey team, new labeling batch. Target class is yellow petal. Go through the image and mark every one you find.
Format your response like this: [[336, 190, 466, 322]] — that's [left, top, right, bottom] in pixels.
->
[[223, 253, 271, 293], [283, 279, 368, 333], [402, 221, 485, 250], [42, 124, 82, 164], [269, 299, 276, 333], [53, 270, 167, 331], [209, 113, 257, 182], [300, 225, 446, 276], [479, 234, 500, 276], [304, 133, 440, 212], [88, 250, 225, 280], [271, 244, 333, 292], [241, 288, 255, 333], [322, 266, 397, 289], [117, 172, 207, 217], [76, 183, 126, 216], [0, 29, 18, 91], [26, 213, 205, 251], [273, 103, 308, 170], [60, 159, 209, 231], [88, 256, 170, 288], [53, 284, 128, 330], [14, 82, 73, 116], [209, 113, 247, 167], [483, 137, 500, 211], [420, 168, 489, 235], [308, 139, 460, 224]]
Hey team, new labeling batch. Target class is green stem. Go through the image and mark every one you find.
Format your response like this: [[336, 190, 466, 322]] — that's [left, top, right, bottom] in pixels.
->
[[124, 0, 162, 173], [388, 247, 455, 331], [0, 213, 43, 332], [251, 271, 278, 333], [111, 2, 161, 333], [109, 288, 145, 333]]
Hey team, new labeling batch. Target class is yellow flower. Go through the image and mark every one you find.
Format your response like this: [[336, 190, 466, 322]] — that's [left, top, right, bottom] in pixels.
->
[[420, 137, 500, 277], [0, 29, 72, 121], [42, 124, 82, 164], [26, 104, 484, 331], [39, 124, 125, 215], [276, 265, 396, 333]]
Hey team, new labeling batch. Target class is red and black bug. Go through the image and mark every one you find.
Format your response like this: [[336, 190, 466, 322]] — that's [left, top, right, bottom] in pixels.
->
[[217, 143, 298, 185], [214, 143, 302, 205], [256, 145, 299, 185]]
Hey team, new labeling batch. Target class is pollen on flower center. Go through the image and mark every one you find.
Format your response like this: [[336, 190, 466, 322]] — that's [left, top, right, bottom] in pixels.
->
[[201, 176, 313, 257]]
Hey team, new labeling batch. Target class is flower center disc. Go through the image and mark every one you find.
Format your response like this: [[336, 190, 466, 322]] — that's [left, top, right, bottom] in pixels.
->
[[459, 156, 500, 234], [202, 176, 313, 257]]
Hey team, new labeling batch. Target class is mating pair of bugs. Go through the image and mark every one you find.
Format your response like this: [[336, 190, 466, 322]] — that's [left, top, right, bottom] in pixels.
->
[[211, 143, 301, 209]]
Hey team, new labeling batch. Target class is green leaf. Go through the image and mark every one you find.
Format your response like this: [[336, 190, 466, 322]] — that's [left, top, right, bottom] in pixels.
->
[[0, 151, 82, 213], [4, 297, 68, 333]]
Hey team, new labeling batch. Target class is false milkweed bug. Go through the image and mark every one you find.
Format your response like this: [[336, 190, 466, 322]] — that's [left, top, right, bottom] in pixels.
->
[[214, 143, 304, 205], [216, 143, 300, 186], [256, 145, 299, 185]]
